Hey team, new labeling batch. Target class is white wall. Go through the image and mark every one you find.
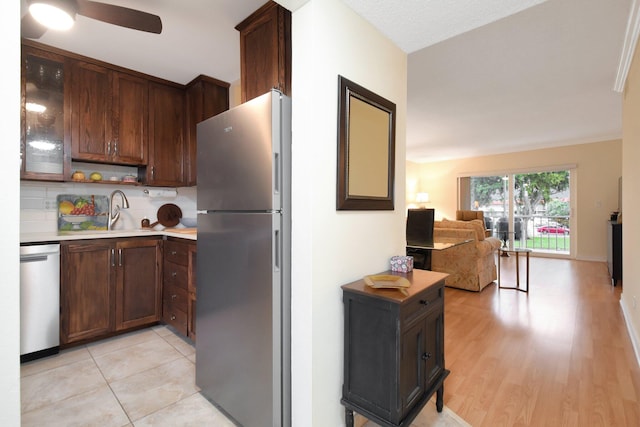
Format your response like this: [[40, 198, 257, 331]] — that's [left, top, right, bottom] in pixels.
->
[[1, 1, 21, 425], [621, 32, 640, 366], [291, 0, 407, 425]]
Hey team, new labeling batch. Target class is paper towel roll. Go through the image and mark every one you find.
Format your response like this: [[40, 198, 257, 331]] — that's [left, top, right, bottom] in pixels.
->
[[144, 188, 177, 198]]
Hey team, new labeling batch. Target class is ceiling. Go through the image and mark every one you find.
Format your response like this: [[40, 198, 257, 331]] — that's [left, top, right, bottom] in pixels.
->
[[20, 0, 632, 163]]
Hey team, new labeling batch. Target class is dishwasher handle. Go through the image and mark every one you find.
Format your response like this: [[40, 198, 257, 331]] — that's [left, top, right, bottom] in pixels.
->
[[20, 255, 49, 263]]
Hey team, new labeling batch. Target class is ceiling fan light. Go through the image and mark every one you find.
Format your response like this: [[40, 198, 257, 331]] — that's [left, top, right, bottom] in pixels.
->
[[29, 1, 75, 31]]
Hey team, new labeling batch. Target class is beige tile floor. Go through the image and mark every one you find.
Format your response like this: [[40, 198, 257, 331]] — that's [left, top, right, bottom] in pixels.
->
[[20, 325, 236, 427]]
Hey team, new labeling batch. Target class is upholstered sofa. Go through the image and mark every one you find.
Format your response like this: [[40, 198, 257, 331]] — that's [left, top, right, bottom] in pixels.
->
[[430, 219, 502, 292]]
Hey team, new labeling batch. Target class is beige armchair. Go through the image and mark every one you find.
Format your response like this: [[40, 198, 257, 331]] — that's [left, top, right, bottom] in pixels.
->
[[456, 210, 484, 222], [430, 219, 501, 292], [457, 210, 491, 237]]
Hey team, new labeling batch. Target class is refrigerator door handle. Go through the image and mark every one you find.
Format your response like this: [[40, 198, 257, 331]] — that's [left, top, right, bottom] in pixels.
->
[[274, 228, 281, 272], [274, 152, 280, 196]]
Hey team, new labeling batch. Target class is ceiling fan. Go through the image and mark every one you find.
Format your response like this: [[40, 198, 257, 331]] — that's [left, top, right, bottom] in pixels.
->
[[21, 0, 163, 39]]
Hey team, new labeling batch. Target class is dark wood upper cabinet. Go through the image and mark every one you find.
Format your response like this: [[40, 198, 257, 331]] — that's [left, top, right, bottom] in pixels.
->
[[111, 72, 149, 165], [146, 82, 186, 187], [236, 1, 291, 103], [21, 45, 71, 181], [70, 60, 148, 166], [21, 40, 229, 187], [185, 75, 230, 186]]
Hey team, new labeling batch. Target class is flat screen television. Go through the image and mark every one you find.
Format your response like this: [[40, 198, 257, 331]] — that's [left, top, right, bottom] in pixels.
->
[[406, 208, 435, 248]]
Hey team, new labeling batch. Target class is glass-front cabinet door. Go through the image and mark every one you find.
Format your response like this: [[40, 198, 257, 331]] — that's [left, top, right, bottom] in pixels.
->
[[21, 45, 69, 181]]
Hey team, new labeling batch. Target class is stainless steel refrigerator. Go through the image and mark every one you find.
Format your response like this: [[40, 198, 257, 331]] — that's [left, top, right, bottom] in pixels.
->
[[196, 90, 291, 427]]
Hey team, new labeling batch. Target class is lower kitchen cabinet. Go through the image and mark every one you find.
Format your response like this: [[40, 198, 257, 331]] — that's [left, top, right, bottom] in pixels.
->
[[115, 239, 162, 330], [163, 238, 197, 340], [61, 240, 114, 344], [341, 270, 450, 427], [61, 237, 162, 345]]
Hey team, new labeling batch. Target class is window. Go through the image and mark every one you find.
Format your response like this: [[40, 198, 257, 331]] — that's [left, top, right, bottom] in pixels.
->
[[460, 169, 572, 256]]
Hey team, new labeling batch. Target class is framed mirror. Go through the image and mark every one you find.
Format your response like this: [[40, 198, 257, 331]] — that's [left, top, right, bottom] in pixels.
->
[[336, 75, 396, 210]]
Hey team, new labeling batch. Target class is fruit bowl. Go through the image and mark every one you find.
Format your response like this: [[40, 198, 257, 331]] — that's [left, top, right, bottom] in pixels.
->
[[61, 215, 91, 224]]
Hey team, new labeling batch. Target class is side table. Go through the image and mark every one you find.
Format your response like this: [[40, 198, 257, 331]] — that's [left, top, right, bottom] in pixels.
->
[[498, 248, 532, 292]]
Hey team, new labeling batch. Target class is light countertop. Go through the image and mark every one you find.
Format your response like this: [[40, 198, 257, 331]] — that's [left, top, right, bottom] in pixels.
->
[[21, 228, 197, 244]]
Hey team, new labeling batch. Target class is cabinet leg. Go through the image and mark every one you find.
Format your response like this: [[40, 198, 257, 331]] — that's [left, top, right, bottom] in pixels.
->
[[345, 408, 354, 427], [436, 386, 444, 413]]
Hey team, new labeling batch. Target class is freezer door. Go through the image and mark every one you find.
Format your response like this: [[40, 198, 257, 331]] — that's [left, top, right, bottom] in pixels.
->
[[196, 212, 286, 427], [197, 90, 289, 211]]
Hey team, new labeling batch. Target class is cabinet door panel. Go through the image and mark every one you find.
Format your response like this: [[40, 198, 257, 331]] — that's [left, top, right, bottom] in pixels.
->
[[241, 14, 280, 102], [148, 83, 186, 186], [71, 61, 111, 162], [424, 310, 444, 388], [236, 2, 291, 103], [112, 73, 148, 165], [21, 46, 68, 181], [116, 239, 162, 330], [61, 241, 114, 344], [400, 321, 425, 416]]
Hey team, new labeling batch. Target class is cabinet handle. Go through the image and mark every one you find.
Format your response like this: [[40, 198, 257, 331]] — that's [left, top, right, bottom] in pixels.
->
[[171, 294, 177, 300], [422, 352, 432, 360], [170, 315, 176, 320], [420, 299, 430, 306], [111, 248, 115, 267], [171, 271, 177, 278], [107, 140, 111, 156], [151, 166, 155, 179], [171, 250, 177, 255], [118, 248, 123, 267]]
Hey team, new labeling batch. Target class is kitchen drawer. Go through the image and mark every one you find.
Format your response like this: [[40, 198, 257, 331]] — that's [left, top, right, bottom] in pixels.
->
[[164, 240, 189, 265], [163, 301, 188, 335], [163, 284, 188, 312], [164, 261, 188, 289], [401, 283, 443, 327]]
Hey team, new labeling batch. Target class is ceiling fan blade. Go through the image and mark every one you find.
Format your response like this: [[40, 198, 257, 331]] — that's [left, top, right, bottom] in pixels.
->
[[76, 0, 162, 34], [21, 12, 48, 39]]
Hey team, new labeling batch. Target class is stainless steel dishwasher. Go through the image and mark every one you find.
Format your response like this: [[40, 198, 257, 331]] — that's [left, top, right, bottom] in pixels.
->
[[20, 243, 60, 362]]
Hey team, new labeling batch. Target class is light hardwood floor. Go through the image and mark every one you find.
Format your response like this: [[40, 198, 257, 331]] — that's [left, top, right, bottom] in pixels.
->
[[444, 255, 640, 426]]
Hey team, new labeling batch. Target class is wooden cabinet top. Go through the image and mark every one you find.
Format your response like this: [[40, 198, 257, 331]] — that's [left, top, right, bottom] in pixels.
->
[[341, 269, 448, 303]]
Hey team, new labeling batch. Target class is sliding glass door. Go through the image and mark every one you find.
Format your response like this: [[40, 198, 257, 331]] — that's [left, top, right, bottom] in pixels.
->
[[462, 170, 572, 256]]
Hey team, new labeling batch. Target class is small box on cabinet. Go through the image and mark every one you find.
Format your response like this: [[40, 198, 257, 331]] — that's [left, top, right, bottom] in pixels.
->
[[390, 255, 413, 272]]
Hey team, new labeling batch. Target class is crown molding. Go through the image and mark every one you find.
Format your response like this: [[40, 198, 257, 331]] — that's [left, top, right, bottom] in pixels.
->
[[614, 0, 640, 92]]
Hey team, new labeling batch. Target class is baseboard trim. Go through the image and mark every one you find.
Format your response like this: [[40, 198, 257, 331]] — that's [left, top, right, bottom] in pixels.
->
[[620, 298, 640, 369]]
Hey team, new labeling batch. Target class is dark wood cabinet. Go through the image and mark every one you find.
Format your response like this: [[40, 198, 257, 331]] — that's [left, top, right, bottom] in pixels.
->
[[341, 270, 449, 427], [21, 45, 70, 181], [607, 221, 622, 286], [61, 237, 162, 345], [163, 238, 197, 340], [21, 40, 215, 187], [236, 1, 291, 103], [185, 75, 230, 185], [115, 239, 162, 330], [70, 61, 148, 166], [61, 240, 115, 344], [111, 72, 149, 165], [146, 82, 187, 187]]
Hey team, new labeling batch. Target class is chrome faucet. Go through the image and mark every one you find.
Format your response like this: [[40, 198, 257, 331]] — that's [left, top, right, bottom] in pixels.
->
[[108, 190, 130, 230]]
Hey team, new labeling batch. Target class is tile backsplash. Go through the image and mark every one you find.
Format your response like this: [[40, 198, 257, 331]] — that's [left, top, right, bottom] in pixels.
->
[[21, 181, 197, 234]]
